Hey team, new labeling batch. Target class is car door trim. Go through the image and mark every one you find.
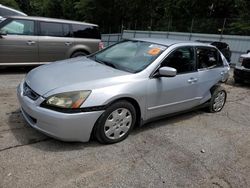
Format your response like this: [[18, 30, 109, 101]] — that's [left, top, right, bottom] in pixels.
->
[[147, 97, 203, 111]]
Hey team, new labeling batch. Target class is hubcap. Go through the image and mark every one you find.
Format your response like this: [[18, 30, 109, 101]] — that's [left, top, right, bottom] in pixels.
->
[[104, 108, 132, 140], [213, 91, 226, 112]]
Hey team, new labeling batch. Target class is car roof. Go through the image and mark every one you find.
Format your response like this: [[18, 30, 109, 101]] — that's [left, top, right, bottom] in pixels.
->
[[130, 38, 214, 47], [0, 4, 27, 16], [6, 16, 98, 27], [196, 40, 227, 44]]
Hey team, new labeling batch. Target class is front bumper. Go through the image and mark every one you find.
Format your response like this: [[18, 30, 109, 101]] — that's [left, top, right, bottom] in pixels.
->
[[234, 67, 250, 82], [17, 82, 104, 142]]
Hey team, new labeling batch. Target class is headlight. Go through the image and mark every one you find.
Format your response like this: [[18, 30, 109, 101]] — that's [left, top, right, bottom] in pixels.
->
[[45, 91, 91, 109]]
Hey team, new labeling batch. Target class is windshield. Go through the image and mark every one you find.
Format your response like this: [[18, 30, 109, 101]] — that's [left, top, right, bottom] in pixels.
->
[[92, 40, 167, 73]]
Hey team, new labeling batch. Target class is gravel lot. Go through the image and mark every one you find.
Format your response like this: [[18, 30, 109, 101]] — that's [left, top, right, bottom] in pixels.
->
[[0, 67, 249, 188]]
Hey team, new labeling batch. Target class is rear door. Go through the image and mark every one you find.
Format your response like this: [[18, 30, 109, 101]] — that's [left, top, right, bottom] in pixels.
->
[[38, 21, 74, 62], [0, 18, 38, 63], [196, 47, 226, 104]]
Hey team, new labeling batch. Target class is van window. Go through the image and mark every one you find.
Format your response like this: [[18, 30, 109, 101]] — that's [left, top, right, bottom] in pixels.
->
[[0, 19, 34, 35], [72, 24, 101, 39], [197, 48, 223, 69], [40, 22, 70, 37]]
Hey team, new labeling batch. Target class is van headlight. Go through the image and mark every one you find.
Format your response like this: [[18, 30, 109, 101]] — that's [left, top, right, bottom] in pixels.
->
[[44, 91, 91, 109]]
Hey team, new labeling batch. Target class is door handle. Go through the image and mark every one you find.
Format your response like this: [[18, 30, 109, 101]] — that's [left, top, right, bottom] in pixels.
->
[[188, 78, 198, 83], [65, 42, 72, 46], [26, 41, 36, 45]]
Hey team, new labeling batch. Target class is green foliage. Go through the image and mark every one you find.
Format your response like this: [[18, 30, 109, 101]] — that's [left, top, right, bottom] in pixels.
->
[[0, 0, 249, 35], [1, 0, 19, 9]]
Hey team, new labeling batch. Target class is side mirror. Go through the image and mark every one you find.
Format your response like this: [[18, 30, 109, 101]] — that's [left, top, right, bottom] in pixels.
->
[[247, 50, 250, 54], [158, 67, 177, 77]]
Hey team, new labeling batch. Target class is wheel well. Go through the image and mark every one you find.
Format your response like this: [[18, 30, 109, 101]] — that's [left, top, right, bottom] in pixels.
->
[[108, 97, 142, 127], [70, 49, 89, 57], [90, 97, 142, 141], [210, 84, 221, 94]]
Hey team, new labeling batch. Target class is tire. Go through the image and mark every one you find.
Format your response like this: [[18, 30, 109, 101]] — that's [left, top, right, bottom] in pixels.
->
[[94, 101, 136, 144], [71, 51, 88, 58], [208, 86, 227, 113]]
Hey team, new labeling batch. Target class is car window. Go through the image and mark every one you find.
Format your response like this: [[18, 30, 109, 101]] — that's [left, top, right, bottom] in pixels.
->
[[0, 19, 34, 35], [72, 24, 101, 39], [40, 22, 70, 37], [197, 48, 223, 69], [161, 47, 196, 74]]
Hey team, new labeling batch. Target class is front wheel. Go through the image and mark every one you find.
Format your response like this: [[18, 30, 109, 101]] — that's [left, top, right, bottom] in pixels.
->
[[208, 86, 227, 113], [94, 101, 136, 144]]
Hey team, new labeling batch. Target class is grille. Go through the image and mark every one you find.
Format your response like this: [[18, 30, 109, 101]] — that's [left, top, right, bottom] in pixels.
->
[[242, 58, 250, 69], [23, 82, 40, 100]]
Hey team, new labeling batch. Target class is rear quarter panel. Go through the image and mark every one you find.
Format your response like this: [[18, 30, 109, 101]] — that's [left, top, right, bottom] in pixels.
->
[[68, 38, 100, 57]]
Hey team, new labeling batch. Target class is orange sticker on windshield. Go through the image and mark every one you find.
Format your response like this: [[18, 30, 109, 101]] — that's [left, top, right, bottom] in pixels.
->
[[147, 48, 161, 56]]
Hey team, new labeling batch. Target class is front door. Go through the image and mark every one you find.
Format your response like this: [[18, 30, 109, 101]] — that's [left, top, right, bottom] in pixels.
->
[[146, 46, 201, 119], [0, 19, 38, 63]]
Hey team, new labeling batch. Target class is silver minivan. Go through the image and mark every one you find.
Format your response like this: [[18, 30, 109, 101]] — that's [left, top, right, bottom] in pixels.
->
[[0, 16, 102, 65]]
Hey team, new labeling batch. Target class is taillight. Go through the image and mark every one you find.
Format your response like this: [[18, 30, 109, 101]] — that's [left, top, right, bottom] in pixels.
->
[[99, 42, 104, 50]]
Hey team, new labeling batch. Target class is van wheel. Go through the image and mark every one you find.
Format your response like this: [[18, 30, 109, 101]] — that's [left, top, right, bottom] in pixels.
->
[[94, 101, 136, 144], [71, 51, 88, 58], [208, 86, 227, 113]]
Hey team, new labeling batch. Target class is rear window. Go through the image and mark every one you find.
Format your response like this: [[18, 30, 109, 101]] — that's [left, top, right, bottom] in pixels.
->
[[197, 48, 223, 69], [72, 24, 101, 39], [40, 22, 70, 37]]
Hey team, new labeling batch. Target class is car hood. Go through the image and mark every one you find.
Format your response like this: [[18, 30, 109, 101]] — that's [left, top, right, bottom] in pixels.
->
[[25, 57, 131, 96], [241, 53, 250, 58]]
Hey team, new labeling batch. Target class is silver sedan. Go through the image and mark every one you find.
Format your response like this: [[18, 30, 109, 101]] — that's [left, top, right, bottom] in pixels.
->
[[17, 38, 230, 144]]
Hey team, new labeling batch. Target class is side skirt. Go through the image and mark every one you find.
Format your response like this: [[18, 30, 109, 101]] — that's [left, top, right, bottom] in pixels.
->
[[139, 101, 210, 126]]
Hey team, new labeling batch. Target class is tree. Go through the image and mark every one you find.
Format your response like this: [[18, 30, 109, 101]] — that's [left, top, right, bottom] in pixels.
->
[[6, 0, 250, 35], [1, 0, 19, 9]]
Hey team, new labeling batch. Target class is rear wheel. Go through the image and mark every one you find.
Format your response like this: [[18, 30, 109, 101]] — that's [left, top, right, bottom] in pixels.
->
[[71, 51, 88, 58], [94, 101, 136, 144], [208, 86, 227, 113]]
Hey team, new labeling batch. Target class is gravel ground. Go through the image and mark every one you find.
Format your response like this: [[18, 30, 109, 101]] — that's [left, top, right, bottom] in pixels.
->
[[0, 67, 249, 188]]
